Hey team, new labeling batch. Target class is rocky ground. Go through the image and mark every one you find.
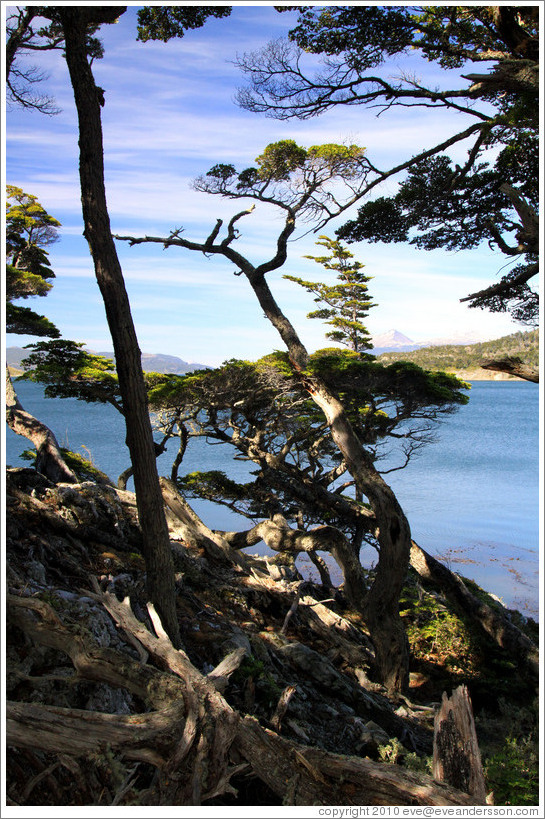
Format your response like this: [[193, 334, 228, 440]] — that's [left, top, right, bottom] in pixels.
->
[[4, 467, 539, 807]]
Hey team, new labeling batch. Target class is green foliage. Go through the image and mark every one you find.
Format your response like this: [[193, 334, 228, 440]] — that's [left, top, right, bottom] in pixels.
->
[[484, 736, 539, 805], [178, 470, 248, 503], [21, 340, 121, 406], [19, 447, 110, 484], [6, 185, 61, 338], [238, 7, 538, 322], [255, 140, 308, 180], [232, 657, 282, 707], [285, 236, 374, 353], [339, 156, 509, 252], [60, 449, 111, 484], [152, 349, 468, 538], [196, 140, 367, 218], [479, 699, 539, 806], [136, 6, 231, 43]]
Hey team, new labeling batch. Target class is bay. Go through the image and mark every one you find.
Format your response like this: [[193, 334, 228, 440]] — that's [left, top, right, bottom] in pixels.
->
[[5, 379, 540, 617]]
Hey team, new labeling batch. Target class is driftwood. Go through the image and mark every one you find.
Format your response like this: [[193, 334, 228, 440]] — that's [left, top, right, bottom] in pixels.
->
[[410, 542, 539, 679], [433, 686, 487, 804], [479, 356, 539, 383], [6, 590, 477, 806]]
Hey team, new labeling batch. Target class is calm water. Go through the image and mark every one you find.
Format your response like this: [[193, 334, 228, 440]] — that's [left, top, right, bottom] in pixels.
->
[[5, 379, 540, 616]]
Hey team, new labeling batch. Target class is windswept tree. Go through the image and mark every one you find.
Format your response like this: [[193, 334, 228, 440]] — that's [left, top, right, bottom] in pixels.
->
[[146, 351, 468, 599], [285, 235, 375, 353], [236, 6, 539, 327], [19, 339, 180, 488], [116, 139, 428, 691], [6, 185, 61, 338]]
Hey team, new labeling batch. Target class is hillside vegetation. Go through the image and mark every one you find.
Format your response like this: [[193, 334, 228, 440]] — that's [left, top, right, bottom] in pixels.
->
[[376, 330, 538, 376]]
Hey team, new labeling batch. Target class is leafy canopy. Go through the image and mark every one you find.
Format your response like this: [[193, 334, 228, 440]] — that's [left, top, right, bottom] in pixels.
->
[[136, 6, 232, 42], [6, 185, 61, 338]]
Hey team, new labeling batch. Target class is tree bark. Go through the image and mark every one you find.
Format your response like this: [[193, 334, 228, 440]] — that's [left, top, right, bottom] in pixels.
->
[[221, 517, 368, 609], [223, 262, 412, 692], [433, 686, 487, 803], [5, 368, 77, 483], [59, 8, 180, 646]]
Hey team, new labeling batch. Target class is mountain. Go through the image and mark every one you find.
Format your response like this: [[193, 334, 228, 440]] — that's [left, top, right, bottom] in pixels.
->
[[370, 329, 426, 355], [4, 347, 28, 370], [96, 352, 209, 374], [5, 347, 209, 375]]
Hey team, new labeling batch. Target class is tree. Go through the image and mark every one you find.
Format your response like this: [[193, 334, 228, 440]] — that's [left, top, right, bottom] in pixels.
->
[[116, 139, 427, 691], [19, 339, 181, 487], [6, 184, 61, 338], [236, 6, 539, 325], [148, 351, 468, 599], [285, 235, 375, 353], [7, 4, 236, 646], [5, 6, 105, 114], [5, 185, 78, 484]]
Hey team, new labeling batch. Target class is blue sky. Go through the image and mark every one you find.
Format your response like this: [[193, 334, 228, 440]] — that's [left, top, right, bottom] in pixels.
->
[[4, 3, 527, 366]]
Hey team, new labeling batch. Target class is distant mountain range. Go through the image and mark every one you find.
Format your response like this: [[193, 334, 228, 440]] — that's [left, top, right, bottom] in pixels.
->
[[5, 347, 208, 375], [6, 329, 537, 376], [369, 328, 484, 355], [96, 352, 209, 374]]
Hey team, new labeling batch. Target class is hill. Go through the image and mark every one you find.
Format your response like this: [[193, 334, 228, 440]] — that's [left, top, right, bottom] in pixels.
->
[[5, 347, 209, 375], [97, 351, 209, 374], [376, 330, 539, 379]]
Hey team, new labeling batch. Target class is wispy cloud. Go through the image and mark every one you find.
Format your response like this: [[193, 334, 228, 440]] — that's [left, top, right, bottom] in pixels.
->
[[5, 5, 521, 365]]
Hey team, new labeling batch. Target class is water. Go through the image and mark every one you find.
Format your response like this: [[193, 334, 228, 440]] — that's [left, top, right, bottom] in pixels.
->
[[5, 379, 540, 617]]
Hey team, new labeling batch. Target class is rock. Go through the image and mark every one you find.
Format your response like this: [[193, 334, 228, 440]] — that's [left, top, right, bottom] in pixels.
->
[[278, 642, 355, 700]]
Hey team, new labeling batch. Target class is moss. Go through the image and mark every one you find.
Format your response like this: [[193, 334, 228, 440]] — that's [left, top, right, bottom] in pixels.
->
[[61, 449, 112, 484]]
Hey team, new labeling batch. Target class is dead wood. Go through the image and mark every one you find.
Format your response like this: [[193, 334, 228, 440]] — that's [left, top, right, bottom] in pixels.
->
[[410, 541, 538, 679], [480, 356, 539, 383], [271, 684, 297, 732], [160, 477, 258, 574], [6, 589, 477, 806], [433, 686, 487, 804]]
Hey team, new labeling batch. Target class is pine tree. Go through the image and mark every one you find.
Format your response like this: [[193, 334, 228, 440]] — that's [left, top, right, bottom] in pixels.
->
[[285, 236, 375, 353]]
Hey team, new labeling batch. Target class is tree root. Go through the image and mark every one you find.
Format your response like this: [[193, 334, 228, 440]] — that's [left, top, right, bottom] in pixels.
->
[[6, 590, 479, 806]]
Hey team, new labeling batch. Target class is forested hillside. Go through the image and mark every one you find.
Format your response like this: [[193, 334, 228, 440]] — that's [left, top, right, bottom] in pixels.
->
[[376, 330, 538, 374]]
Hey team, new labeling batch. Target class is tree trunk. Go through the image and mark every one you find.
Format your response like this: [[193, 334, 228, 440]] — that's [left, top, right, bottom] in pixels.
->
[[245, 273, 412, 692], [60, 8, 180, 647], [433, 686, 487, 803], [410, 541, 539, 678], [5, 368, 77, 484]]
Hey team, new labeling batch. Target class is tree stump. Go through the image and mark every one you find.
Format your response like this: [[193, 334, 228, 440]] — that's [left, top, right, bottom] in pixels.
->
[[433, 685, 487, 804]]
